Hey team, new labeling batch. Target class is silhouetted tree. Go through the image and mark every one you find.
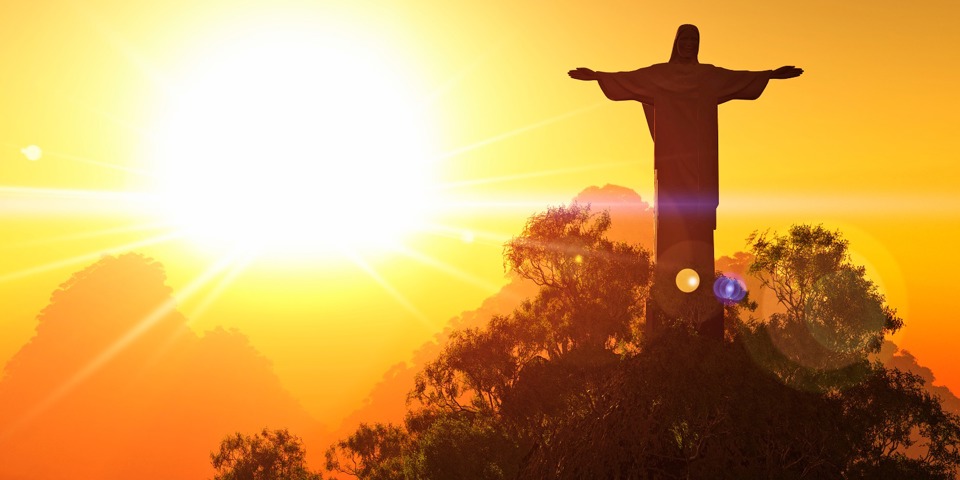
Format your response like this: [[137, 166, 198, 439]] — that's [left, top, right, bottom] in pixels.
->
[[412, 204, 650, 409], [411, 205, 651, 441], [211, 428, 320, 480], [503, 203, 652, 353], [325, 423, 408, 480], [404, 410, 524, 480], [328, 204, 651, 479], [522, 330, 960, 479], [523, 224, 958, 479], [745, 225, 903, 391], [748, 226, 901, 358], [327, 212, 960, 479], [521, 332, 852, 479], [840, 367, 960, 478]]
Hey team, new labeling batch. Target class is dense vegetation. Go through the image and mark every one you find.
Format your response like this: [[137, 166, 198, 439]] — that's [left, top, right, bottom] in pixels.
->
[[216, 204, 960, 479]]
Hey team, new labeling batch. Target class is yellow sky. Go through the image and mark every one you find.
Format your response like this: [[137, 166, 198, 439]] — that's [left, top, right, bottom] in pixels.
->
[[2, 0, 959, 424]]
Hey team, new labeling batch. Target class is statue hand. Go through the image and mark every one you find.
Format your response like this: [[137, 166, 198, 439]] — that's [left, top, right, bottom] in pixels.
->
[[771, 66, 803, 79], [568, 67, 598, 81]]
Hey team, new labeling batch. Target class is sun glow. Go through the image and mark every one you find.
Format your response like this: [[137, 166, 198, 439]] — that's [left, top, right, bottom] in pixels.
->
[[149, 23, 438, 256]]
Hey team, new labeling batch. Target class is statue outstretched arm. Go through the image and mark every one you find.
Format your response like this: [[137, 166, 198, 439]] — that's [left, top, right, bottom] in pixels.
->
[[568, 67, 601, 81], [770, 66, 803, 79], [569, 67, 655, 104]]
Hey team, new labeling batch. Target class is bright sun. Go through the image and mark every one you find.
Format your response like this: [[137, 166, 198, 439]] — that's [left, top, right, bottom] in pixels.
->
[[149, 23, 437, 257]]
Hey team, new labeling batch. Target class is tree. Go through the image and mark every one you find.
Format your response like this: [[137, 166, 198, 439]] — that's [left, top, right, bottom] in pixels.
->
[[503, 203, 652, 353], [327, 212, 960, 479], [211, 428, 320, 480], [410, 204, 651, 429], [524, 329, 960, 479], [404, 410, 524, 480], [840, 367, 960, 478], [520, 332, 853, 479], [325, 423, 408, 480], [746, 225, 903, 388], [328, 204, 652, 479]]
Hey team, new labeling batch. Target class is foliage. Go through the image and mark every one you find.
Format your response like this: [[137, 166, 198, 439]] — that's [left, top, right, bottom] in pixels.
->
[[410, 204, 650, 421], [521, 332, 850, 479], [325, 214, 959, 479], [747, 225, 902, 368], [404, 410, 524, 480], [503, 203, 652, 352], [523, 329, 960, 479], [325, 423, 408, 480], [211, 428, 320, 480], [840, 367, 960, 478], [744, 225, 905, 395]]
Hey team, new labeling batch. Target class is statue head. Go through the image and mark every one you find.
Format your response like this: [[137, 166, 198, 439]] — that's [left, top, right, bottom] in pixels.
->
[[669, 24, 700, 64]]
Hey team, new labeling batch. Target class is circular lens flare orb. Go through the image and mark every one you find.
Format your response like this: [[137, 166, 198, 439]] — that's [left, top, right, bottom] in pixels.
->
[[21, 145, 42, 161], [713, 275, 747, 305], [675, 268, 700, 293]]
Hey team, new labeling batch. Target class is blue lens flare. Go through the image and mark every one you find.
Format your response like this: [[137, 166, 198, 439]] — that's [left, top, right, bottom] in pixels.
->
[[713, 275, 746, 305]]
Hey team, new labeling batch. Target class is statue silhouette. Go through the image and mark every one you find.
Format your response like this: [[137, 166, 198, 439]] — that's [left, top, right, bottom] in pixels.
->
[[569, 24, 802, 338]]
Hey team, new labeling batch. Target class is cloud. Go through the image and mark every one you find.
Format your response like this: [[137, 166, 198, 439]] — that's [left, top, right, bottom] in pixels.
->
[[0, 253, 324, 480], [877, 341, 960, 414]]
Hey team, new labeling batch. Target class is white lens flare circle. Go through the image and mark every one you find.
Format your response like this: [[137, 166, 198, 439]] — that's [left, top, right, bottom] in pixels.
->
[[21, 145, 42, 161]]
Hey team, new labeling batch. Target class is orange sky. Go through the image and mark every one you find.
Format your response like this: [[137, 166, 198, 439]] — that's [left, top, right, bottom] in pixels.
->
[[2, 0, 959, 435]]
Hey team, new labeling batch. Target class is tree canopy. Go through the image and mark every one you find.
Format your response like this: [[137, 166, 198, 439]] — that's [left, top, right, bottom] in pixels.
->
[[211, 428, 320, 480], [324, 207, 960, 479]]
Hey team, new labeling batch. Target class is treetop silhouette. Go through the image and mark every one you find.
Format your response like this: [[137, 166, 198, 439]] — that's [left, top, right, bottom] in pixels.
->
[[326, 204, 960, 479]]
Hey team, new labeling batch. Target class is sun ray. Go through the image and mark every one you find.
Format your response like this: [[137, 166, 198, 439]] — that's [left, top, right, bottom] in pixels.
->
[[0, 186, 156, 217], [342, 249, 434, 331], [393, 244, 502, 293], [181, 252, 254, 325], [0, 253, 238, 441], [438, 159, 641, 190], [70, 0, 170, 91], [44, 150, 154, 177], [138, 252, 251, 377], [436, 101, 608, 161], [434, 197, 576, 210], [432, 191, 960, 218], [423, 222, 512, 247], [423, 38, 511, 107], [720, 193, 960, 217], [8, 221, 171, 248], [0, 232, 181, 284]]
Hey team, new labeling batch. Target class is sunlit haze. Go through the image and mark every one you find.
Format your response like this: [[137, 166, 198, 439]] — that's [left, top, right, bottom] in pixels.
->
[[149, 20, 438, 255], [1, 1, 959, 478]]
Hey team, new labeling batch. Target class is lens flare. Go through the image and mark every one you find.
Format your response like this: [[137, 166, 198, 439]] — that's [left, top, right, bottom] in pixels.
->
[[675, 268, 700, 293], [713, 275, 747, 305], [21, 145, 42, 161]]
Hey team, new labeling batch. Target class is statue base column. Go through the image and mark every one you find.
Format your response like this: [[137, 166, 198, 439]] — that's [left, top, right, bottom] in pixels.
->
[[646, 206, 724, 340]]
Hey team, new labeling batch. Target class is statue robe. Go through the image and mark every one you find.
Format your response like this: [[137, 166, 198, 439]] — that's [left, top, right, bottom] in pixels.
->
[[595, 63, 770, 281]]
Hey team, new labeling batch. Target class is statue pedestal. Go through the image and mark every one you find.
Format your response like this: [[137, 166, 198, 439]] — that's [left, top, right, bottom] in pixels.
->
[[646, 208, 724, 340]]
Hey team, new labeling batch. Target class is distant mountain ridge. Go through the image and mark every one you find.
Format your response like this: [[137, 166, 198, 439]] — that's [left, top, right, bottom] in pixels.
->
[[0, 253, 324, 480]]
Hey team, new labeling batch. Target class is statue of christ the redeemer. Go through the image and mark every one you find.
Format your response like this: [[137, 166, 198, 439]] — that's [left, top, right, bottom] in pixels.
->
[[569, 24, 802, 338]]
